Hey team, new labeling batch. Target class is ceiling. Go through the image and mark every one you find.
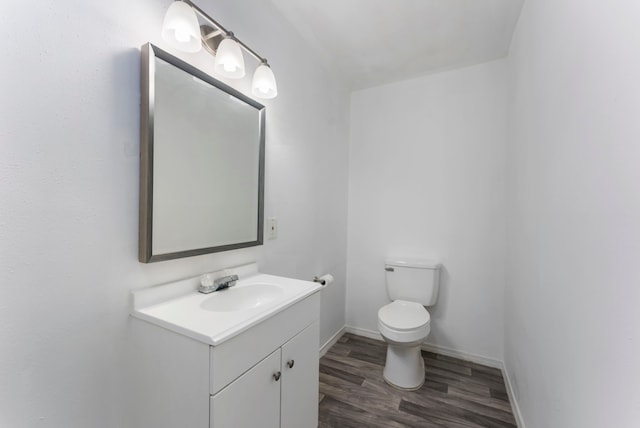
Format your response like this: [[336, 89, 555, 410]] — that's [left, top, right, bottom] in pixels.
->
[[269, 0, 524, 90]]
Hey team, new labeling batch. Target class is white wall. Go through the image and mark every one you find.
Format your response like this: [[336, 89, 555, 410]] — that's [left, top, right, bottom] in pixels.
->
[[0, 1, 349, 426], [505, 0, 640, 426], [347, 60, 508, 360]]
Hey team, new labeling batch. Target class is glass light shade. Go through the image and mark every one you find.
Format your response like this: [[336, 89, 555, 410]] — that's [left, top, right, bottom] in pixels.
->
[[214, 37, 245, 79], [251, 63, 278, 99], [161, 2, 202, 53]]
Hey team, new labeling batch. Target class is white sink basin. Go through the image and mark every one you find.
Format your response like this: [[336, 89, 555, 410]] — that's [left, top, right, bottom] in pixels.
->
[[200, 283, 285, 312], [131, 265, 322, 346]]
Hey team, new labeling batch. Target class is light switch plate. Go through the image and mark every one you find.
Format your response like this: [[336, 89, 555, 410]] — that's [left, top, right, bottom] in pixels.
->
[[267, 217, 277, 239]]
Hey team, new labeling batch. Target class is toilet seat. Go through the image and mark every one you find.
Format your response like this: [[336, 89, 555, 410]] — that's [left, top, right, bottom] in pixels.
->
[[378, 300, 430, 344], [378, 300, 430, 330]]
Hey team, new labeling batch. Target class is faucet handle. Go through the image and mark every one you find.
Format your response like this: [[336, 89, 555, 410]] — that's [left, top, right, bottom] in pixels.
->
[[198, 274, 216, 294], [200, 274, 214, 286]]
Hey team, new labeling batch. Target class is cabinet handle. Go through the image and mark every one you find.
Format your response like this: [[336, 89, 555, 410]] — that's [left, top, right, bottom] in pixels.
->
[[287, 359, 295, 369], [273, 371, 281, 381]]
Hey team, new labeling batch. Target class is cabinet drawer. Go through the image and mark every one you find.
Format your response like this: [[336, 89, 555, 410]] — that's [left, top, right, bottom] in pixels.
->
[[210, 292, 320, 394]]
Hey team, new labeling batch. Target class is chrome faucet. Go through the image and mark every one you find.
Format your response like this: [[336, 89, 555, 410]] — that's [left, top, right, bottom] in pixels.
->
[[198, 274, 239, 294]]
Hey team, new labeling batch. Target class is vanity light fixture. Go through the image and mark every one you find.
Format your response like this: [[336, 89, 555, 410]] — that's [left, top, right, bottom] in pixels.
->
[[161, 0, 278, 99], [161, 1, 202, 53], [252, 60, 278, 99], [213, 32, 245, 78]]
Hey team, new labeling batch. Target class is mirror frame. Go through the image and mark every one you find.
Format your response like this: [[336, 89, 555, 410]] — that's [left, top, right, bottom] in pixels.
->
[[139, 43, 265, 263]]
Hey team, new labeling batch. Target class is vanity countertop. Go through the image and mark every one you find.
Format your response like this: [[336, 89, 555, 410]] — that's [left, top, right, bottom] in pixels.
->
[[131, 267, 321, 346]]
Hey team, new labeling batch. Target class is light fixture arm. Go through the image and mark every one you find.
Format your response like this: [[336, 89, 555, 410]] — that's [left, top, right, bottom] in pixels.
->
[[180, 0, 265, 63], [202, 29, 222, 41]]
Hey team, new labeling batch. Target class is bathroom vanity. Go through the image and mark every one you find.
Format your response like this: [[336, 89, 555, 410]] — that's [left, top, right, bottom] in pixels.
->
[[129, 264, 321, 428]]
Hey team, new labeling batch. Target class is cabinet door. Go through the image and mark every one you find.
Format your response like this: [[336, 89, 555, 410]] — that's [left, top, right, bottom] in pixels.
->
[[210, 348, 281, 428], [281, 322, 319, 428]]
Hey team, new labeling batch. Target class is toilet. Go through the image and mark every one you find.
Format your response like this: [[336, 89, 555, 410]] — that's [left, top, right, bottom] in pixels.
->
[[378, 258, 441, 390]]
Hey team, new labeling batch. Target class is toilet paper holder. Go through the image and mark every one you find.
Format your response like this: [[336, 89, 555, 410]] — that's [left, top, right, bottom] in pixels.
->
[[313, 276, 327, 285], [312, 274, 334, 286]]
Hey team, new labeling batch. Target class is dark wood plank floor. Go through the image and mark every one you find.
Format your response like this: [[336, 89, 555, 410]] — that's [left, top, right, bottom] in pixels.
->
[[318, 333, 517, 428]]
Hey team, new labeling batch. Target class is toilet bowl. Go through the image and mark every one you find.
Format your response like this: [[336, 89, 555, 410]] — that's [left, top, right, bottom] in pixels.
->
[[378, 300, 431, 390], [379, 258, 440, 390]]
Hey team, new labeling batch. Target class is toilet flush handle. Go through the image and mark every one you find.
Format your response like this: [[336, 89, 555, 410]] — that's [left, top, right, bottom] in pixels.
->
[[385, 267, 394, 272]]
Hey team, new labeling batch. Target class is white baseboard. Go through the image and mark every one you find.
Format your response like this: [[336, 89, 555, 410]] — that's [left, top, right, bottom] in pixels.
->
[[343, 325, 526, 428], [420, 342, 503, 370], [344, 325, 384, 342], [319, 326, 347, 357], [345, 326, 502, 368], [501, 362, 526, 428]]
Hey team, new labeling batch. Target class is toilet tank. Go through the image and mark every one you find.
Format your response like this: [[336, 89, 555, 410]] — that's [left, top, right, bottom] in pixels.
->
[[384, 258, 441, 306]]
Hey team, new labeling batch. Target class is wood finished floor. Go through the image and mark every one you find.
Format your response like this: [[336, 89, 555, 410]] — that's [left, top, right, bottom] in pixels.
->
[[318, 333, 517, 428]]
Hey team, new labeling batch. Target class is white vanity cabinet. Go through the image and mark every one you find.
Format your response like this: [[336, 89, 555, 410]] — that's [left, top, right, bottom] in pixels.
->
[[128, 272, 321, 428], [280, 322, 321, 428], [210, 321, 319, 428]]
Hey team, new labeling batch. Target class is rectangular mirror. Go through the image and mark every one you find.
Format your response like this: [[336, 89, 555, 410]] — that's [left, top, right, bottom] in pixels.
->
[[139, 43, 265, 263]]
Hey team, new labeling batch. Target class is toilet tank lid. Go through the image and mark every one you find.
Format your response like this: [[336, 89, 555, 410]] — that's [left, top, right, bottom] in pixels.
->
[[385, 258, 441, 269]]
